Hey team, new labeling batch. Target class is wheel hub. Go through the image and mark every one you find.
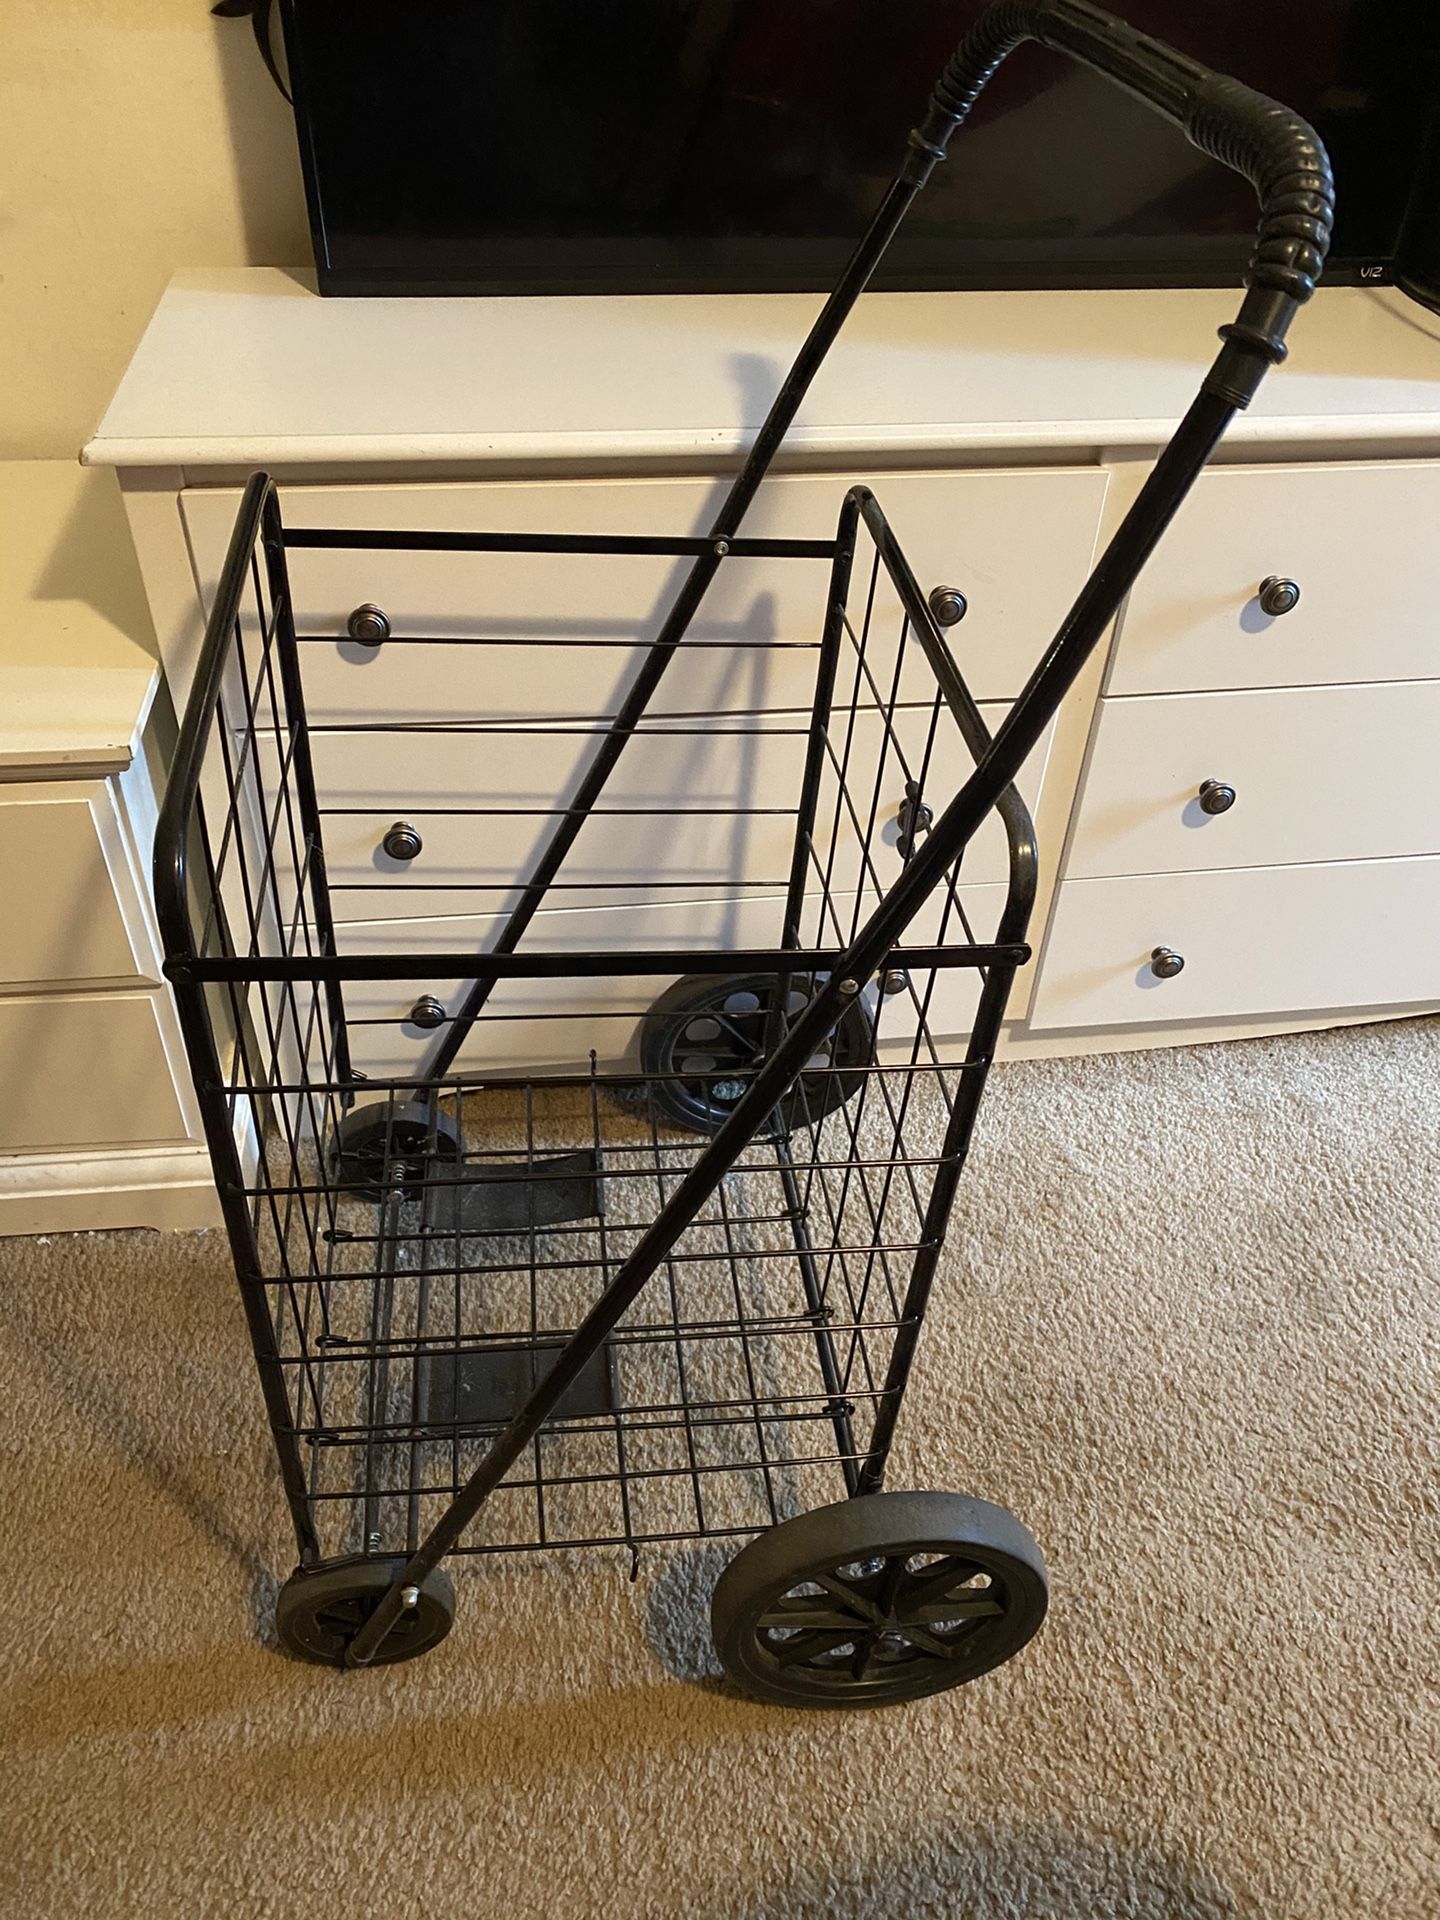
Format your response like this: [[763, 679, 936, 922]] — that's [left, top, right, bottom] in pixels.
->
[[275, 1557, 457, 1668], [640, 971, 875, 1137]]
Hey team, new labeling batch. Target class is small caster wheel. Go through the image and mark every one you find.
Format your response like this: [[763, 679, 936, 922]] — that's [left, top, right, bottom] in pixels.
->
[[276, 1557, 455, 1668], [639, 972, 874, 1137], [711, 1491, 1048, 1709], [330, 1099, 461, 1199]]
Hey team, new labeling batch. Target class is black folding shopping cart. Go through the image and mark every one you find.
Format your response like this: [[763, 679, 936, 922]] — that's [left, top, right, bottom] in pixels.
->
[[156, 0, 1331, 1706]]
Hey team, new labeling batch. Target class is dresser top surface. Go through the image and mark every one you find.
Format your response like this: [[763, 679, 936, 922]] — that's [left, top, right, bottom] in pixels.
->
[[83, 272, 1440, 473], [0, 463, 159, 777]]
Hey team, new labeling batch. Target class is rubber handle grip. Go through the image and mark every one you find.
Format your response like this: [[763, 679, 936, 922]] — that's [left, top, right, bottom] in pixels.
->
[[908, 0, 1334, 390]]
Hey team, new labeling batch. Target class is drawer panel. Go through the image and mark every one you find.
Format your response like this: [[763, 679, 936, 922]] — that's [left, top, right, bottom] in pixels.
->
[[0, 786, 156, 988], [1068, 681, 1440, 879], [295, 701, 1047, 922], [1030, 857, 1440, 1030], [182, 467, 1108, 718], [1111, 460, 1440, 696], [0, 992, 190, 1152], [333, 883, 1008, 1077]]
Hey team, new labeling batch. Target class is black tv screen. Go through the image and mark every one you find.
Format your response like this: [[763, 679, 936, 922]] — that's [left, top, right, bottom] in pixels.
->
[[280, 0, 1440, 295]]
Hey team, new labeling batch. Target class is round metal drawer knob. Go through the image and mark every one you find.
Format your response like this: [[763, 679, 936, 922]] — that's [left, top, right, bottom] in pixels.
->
[[382, 821, 423, 861], [347, 603, 391, 646], [1198, 778, 1237, 815], [1149, 947, 1186, 980], [1257, 575, 1301, 618], [927, 584, 969, 628], [407, 996, 447, 1030]]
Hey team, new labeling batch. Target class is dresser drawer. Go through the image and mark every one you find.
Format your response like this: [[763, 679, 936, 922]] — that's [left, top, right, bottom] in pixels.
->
[[1030, 857, 1440, 1030], [0, 784, 159, 989], [1110, 460, 1440, 696], [0, 991, 191, 1152], [293, 701, 1047, 922], [1068, 681, 1440, 879], [333, 880, 1009, 1076], [182, 466, 1108, 719]]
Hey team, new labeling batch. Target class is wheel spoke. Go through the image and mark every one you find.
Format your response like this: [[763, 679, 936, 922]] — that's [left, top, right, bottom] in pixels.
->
[[315, 1600, 366, 1632], [902, 1623, 965, 1659], [710, 1010, 764, 1058], [815, 1572, 885, 1625], [908, 1595, 1004, 1625], [876, 1554, 907, 1615], [770, 1628, 857, 1667], [904, 1557, 984, 1605], [759, 1602, 864, 1632]]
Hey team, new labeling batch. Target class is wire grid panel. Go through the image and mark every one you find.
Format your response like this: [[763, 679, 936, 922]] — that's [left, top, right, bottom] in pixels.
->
[[256, 1052, 978, 1561], [169, 484, 1021, 1565], [297, 516, 1016, 1080], [177, 531, 353, 1202]]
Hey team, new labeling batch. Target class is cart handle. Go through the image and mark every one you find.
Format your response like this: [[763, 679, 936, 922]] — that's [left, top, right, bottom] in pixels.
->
[[908, 0, 1333, 403], [408, 4, 1331, 1084]]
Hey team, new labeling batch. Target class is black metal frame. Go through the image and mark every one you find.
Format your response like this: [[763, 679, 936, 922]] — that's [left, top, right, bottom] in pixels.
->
[[156, 0, 1331, 1668], [156, 475, 1038, 1574]]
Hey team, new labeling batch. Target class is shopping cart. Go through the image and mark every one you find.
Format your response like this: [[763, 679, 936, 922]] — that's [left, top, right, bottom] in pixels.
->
[[156, 0, 1331, 1706]]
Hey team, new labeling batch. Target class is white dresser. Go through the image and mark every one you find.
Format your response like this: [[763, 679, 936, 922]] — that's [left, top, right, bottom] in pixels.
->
[[0, 464, 216, 1233], [84, 271, 1440, 1067]]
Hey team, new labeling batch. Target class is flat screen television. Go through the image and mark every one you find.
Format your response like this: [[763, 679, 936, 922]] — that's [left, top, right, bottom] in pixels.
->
[[278, 0, 1440, 296]]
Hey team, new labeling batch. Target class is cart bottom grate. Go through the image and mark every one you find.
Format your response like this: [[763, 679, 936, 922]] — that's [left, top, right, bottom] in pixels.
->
[[254, 1065, 969, 1564]]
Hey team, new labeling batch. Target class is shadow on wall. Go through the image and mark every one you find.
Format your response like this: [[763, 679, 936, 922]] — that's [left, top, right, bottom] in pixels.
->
[[211, 3, 311, 267], [34, 470, 158, 652]]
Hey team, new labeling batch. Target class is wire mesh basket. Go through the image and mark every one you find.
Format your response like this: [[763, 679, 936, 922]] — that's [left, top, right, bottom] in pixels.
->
[[162, 481, 1033, 1569]]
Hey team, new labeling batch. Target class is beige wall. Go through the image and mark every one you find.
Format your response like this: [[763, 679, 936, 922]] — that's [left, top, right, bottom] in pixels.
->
[[2, 0, 310, 460]]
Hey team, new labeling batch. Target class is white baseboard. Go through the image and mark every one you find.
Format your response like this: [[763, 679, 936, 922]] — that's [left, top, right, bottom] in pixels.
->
[[0, 1142, 221, 1235]]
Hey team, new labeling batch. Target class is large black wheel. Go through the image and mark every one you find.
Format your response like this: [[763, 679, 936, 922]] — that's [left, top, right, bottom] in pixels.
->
[[275, 1557, 456, 1668], [712, 1491, 1047, 1709], [639, 972, 874, 1136], [330, 1099, 461, 1199]]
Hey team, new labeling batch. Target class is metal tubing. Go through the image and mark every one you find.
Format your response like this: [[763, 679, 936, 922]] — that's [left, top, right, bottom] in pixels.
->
[[420, 177, 922, 1081], [780, 494, 860, 956], [761, 493, 859, 1073], [850, 485, 1038, 934], [261, 490, 355, 1093], [171, 941, 1029, 986], [155, 473, 274, 963], [844, 398, 1240, 1488], [152, 471, 322, 1564], [955, 388, 1235, 817], [855, 962, 1016, 1495], [776, 1141, 862, 1497], [169, 966, 321, 1563], [283, 529, 838, 560], [829, 387, 1239, 989]]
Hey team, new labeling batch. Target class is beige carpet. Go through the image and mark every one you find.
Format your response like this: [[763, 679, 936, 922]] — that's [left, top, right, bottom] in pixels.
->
[[1, 1019, 1436, 1920]]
